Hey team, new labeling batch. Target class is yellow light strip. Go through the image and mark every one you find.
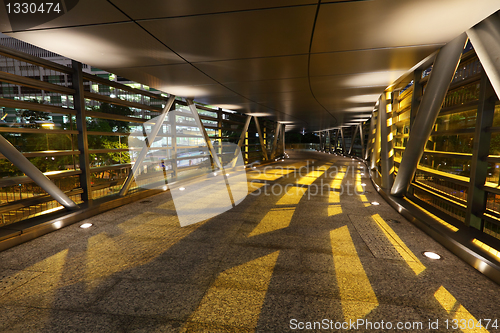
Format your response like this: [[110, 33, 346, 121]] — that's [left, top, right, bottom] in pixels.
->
[[434, 286, 490, 333], [372, 214, 426, 275], [331, 172, 345, 190], [249, 207, 295, 237], [472, 239, 500, 261], [403, 198, 458, 232], [331, 226, 378, 320], [277, 187, 308, 205], [187, 251, 280, 331], [416, 165, 470, 184]]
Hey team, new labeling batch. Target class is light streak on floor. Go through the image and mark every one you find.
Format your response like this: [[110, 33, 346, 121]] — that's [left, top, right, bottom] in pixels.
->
[[372, 214, 426, 275], [331, 226, 378, 321]]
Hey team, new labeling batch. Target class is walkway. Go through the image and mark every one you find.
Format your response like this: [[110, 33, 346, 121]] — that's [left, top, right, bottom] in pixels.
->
[[0, 151, 499, 332]]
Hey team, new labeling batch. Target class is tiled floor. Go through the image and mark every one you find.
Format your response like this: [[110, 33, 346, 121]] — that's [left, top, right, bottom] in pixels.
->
[[0, 151, 499, 332]]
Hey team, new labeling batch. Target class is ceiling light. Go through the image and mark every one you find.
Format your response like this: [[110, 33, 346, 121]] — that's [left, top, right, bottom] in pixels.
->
[[213, 172, 217, 176], [422, 251, 441, 260], [80, 223, 93, 229]]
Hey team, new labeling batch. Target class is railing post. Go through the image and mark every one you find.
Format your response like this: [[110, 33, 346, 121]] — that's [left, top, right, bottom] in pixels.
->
[[72, 61, 92, 202], [465, 71, 497, 230], [348, 125, 359, 156]]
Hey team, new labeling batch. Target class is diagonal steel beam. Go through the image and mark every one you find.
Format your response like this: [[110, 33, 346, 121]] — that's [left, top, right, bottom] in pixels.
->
[[359, 123, 365, 159], [230, 115, 251, 167], [186, 98, 235, 206], [348, 125, 359, 156], [119, 95, 175, 196], [0, 134, 78, 209], [391, 33, 467, 197], [467, 12, 500, 100], [270, 122, 281, 160], [254, 116, 268, 160]]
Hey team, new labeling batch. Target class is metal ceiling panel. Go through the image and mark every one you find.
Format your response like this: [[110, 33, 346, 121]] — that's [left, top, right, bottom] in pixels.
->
[[310, 74, 404, 94], [108, 64, 233, 97], [313, 0, 500, 53], [139, 6, 316, 62], [309, 45, 441, 77], [225, 78, 310, 96], [5, 23, 184, 68], [111, 0, 318, 20], [194, 55, 309, 83]]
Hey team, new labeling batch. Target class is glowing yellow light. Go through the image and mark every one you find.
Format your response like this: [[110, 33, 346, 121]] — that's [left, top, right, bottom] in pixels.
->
[[403, 198, 458, 232], [434, 286, 490, 333], [372, 214, 426, 275], [186, 251, 279, 331], [331, 226, 378, 321], [472, 239, 500, 261], [277, 187, 307, 205], [249, 207, 295, 237], [328, 205, 343, 216]]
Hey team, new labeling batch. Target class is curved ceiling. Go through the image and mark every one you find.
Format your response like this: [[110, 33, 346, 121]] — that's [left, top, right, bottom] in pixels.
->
[[1, 0, 499, 132]]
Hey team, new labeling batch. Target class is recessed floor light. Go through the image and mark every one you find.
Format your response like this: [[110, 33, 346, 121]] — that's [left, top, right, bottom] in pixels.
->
[[179, 187, 186, 191], [162, 186, 168, 191], [80, 223, 93, 229], [361, 173, 365, 176], [252, 166, 256, 169], [226, 173, 230, 176], [371, 201, 380, 206], [423, 251, 442, 260], [213, 172, 217, 176], [361, 183, 366, 186]]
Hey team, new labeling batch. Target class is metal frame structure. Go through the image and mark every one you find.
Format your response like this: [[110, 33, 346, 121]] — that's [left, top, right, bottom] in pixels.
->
[[0, 43, 281, 230]]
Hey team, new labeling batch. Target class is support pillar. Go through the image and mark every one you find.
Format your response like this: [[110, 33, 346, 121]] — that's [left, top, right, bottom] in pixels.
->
[[371, 106, 380, 170], [340, 127, 346, 155], [270, 122, 281, 160], [72, 61, 92, 202], [231, 115, 251, 167], [348, 125, 359, 156], [366, 111, 376, 161], [254, 117, 268, 160], [467, 12, 500, 100], [359, 123, 365, 159], [391, 33, 467, 197]]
